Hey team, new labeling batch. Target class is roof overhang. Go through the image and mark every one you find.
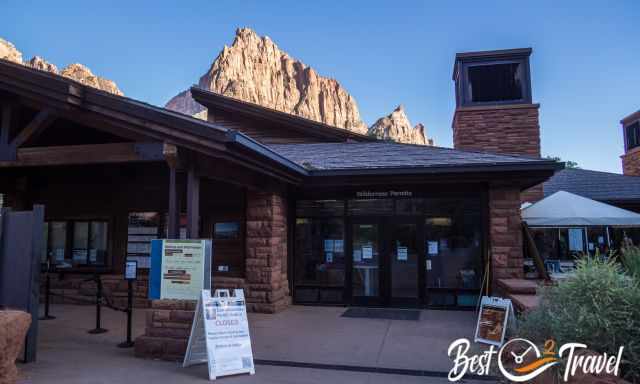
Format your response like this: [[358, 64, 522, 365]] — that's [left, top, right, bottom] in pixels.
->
[[0, 59, 307, 184], [190, 87, 376, 142]]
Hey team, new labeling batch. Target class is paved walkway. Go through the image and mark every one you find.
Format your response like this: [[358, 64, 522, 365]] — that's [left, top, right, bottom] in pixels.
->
[[17, 304, 496, 383]]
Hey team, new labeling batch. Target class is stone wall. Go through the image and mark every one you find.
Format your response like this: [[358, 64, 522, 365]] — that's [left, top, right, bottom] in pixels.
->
[[622, 147, 640, 176], [41, 273, 150, 308], [134, 300, 195, 361], [244, 190, 290, 313], [489, 185, 524, 290], [452, 104, 540, 158], [135, 190, 290, 360], [453, 103, 543, 203]]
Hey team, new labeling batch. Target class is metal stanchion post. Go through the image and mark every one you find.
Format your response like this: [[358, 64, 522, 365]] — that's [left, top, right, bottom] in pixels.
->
[[118, 260, 137, 348], [118, 279, 135, 348], [88, 274, 108, 334], [40, 261, 56, 320]]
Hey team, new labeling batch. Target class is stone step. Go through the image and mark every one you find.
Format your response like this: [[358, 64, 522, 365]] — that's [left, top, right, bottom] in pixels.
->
[[497, 278, 539, 295], [509, 294, 540, 313]]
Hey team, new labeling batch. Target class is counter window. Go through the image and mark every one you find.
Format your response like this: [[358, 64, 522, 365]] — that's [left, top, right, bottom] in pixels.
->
[[45, 220, 109, 269]]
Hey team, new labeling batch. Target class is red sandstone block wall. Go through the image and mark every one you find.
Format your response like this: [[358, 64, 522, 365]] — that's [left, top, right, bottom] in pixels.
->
[[452, 104, 541, 158], [622, 149, 640, 176], [453, 104, 544, 203], [489, 186, 524, 289]]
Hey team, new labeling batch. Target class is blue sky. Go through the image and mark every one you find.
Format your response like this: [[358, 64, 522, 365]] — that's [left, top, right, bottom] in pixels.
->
[[2, 1, 638, 173]]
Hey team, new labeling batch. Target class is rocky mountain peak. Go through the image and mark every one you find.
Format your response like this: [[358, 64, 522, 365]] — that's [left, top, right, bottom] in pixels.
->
[[0, 37, 123, 96], [368, 105, 430, 145], [0, 38, 22, 63], [28, 56, 58, 73], [166, 28, 433, 144], [60, 63, 123, 96]]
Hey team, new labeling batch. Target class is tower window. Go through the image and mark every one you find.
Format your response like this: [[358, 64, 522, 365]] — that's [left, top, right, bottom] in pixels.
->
[[626, 121, 640, 151], [453, 48, 533, 107], [467, 63, 524, 103]]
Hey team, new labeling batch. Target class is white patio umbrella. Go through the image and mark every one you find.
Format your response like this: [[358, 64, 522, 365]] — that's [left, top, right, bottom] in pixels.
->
[[522, 190, 640, 227]]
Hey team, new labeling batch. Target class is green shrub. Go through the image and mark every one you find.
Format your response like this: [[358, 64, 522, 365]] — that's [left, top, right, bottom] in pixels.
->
[[622, 246, 640, 280], [518, 256, 640, 381]]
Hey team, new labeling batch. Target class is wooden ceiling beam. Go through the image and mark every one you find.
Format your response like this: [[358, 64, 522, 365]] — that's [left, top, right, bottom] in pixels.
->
[[10, 108, 57, 148], [0, 142, 164, 168]]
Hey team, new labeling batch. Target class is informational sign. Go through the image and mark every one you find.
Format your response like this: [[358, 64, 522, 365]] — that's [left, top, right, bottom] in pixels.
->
[[149, 239, 212, 300], [568, 228, 584, 252], [353, 250, 362, 262], [324, 239, 334, 251], [125, 260, 138, 280], [397, 246, 408, 261], [427, 241, 438, 255], [474, 296, 516, 347], [362, 246, 373, 260], [184, 290, 255, 381]]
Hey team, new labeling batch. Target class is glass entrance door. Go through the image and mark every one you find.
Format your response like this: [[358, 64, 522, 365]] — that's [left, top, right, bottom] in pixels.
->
[[349, 218, 421, 306], [351, 221, 382, 304], [388, 222, 419, 306]]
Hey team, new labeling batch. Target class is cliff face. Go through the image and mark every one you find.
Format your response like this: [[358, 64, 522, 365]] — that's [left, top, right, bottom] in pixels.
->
[[368, 105, 432, 145], [167, 28, 367, 134], [166, 28, 432, 144], [0, 38, 123, 96]]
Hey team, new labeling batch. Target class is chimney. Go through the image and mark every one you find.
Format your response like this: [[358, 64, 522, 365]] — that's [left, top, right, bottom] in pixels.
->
[[621, 110, 640, 176], [451, 48, 542, 201]]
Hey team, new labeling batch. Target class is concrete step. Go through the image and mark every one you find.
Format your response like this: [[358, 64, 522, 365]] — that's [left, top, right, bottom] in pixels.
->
[[497, 278, 539, 294]]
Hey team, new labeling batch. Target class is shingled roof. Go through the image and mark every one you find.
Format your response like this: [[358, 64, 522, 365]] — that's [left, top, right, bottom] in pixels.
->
[[269, 142, 560, 175], [544, 168, 640, 203]]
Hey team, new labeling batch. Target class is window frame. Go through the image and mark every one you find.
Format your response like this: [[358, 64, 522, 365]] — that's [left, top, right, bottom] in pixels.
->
[[459, 58, 532, 107], [625, 120, 640, 152], [44, 218, 112, 271]]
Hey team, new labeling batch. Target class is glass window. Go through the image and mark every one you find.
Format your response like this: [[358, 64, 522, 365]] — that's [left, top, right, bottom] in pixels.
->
[[214, 222, 240, 239], [348, 199, 394, 216], [425, 198, 482, 307], [626, 121, 640, 151], [294, 217, 345, 303], [90, 222, 109, 265], [467, 62, 523, 103], [46, 220, 108, 268], [72, 222, 89, 265], [296, 200, 344, 217], [49, 221, 67, 266], [212, 221, 244, 276]]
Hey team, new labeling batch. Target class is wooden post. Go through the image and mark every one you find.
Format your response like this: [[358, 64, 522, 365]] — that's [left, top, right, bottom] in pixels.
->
[[186, 168, 199, 239], [0, 104, 10, 145], [167, 166, 179, 238]]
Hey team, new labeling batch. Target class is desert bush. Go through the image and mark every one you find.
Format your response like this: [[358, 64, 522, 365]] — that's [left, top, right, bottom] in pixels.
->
[[518, 256, 640, 381], [621, 246, 640, 280]]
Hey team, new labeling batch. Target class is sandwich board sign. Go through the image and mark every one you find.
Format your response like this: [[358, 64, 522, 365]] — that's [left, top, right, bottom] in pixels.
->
[[474, 296, 517, 347], [149, 239, 212, 300], [183, 289, 255, 380]]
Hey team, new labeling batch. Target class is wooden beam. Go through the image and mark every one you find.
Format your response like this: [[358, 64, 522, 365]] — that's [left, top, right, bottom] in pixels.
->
[[0, 142, 164, 167], [186, 167, 200, 238], [1, 104, 11, 145], [11, 108, 56, 148], [167, 165, 179, 238]]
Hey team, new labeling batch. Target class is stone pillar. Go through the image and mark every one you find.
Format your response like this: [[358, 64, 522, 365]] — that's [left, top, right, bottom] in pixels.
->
[[453, 104, 544, 203], [489, 185, 524, 290], [244, 190, 290, 313]]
